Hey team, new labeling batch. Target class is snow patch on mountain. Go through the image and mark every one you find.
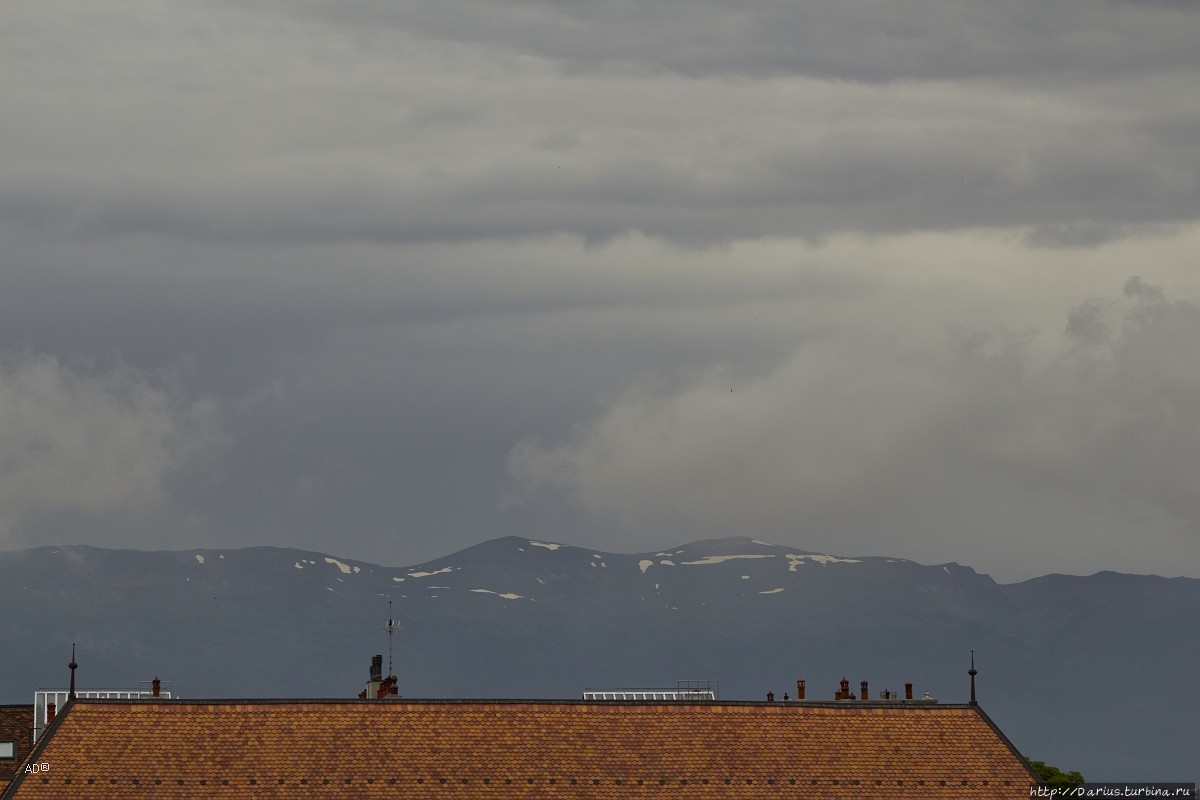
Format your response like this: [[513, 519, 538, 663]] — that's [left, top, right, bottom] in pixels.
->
[[759, 588, 785, 594], [786, 554, 861, 571], [408, 566, 454, 578], [528, 541, 562, 550], [682, 554, 773, 566], [471, 589, 524, 600], [194, 554, 205, 565], [639, 560, 654, 573], [324, 557, 359, 575]]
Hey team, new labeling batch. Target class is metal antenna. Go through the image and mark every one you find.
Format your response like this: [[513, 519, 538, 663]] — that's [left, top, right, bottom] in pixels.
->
[[385, 600, 397, 678]]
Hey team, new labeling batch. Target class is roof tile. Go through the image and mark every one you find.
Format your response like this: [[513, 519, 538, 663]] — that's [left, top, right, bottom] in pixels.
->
[[3, 699, 1038, 799]]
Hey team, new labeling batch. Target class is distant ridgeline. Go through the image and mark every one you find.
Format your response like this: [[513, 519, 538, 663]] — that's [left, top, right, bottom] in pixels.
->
[[0, 536, 1196, 784]]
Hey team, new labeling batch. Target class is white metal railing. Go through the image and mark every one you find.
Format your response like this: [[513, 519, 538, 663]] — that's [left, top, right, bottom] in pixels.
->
[[33, 689, 171, 742]]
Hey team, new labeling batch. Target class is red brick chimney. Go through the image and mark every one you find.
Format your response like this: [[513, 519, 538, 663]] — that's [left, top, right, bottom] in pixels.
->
[[905, 682, 913, 700], [152, 677, 161, 698], [46, 703, 56, 724], [796, 679, 806, 700], [861, 681, 869, 701]]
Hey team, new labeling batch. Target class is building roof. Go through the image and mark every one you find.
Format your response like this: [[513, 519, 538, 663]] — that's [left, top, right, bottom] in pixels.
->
[[3, 698, 1039, 799]]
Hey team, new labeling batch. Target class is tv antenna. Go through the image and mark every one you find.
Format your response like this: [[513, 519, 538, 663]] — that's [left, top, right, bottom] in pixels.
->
[[385, 600, 399, 678]]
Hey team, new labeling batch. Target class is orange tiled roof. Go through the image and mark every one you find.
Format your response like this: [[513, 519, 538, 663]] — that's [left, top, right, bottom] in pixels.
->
[[3, 698, 1039, 799]]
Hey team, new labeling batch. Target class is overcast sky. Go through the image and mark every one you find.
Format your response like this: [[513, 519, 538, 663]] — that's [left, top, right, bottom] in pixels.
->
[[1, 0, 1198, 582]]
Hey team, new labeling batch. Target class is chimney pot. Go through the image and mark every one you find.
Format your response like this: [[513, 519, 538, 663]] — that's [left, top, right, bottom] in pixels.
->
[[796, 679, 806, 700], [905, 682, 913, 700], [861, 681, 869, 701], [152, 677, 161, 698], [766, 691, 774, 702], [46, 703, 56, 724]]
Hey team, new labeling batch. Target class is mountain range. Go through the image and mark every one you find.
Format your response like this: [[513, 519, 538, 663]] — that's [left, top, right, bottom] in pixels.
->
[[1, 536, 1196, 783]]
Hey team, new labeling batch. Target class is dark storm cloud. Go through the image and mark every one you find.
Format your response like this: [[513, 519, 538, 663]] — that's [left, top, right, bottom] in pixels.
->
[[1, 0, 1198, 581], [2, 0, 1197, 249], [4, 90, 1196, 248]]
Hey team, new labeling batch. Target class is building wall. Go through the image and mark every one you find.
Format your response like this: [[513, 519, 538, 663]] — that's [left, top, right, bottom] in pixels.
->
[[0, 706, 35, 788]]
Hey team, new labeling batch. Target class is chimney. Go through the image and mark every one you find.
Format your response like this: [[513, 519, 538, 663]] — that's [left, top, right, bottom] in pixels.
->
[[46, 703, 56, 725], [796, 679, 806, 700], [152, 677, 161, 698], [860, 681, 869, 701], [905, 682, 913, 700], [837, 677, 850, 700], [363, 655, 384, 699], [766, 691, 775, 702]]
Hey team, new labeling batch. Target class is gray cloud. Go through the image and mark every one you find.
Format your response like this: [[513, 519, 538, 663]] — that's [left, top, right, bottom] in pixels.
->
[[286, 0, 1199, 82], [0, 356, 225, 547], [509, 281, 1200, 580], [1, 0, 1196, 249], [0, 0, 1197, 583]]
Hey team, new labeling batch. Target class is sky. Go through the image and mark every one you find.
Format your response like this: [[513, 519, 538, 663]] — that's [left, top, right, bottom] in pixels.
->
[[1, 0, 1198, 583]]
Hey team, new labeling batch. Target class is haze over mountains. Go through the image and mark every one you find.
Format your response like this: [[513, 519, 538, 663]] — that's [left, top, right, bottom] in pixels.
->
[[2, 536, 1196, 784]]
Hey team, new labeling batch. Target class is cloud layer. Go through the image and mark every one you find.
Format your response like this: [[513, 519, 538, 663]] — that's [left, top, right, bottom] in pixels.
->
[[510, 279, 1200, 578], [0, 0, 1197, 579], [2, 0, 1196, 248]]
